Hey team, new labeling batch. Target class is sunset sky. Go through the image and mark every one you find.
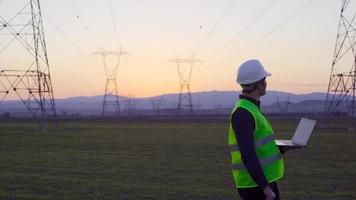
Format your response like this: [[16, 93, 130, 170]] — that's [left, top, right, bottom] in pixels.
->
[[0, 0, 350, 98]]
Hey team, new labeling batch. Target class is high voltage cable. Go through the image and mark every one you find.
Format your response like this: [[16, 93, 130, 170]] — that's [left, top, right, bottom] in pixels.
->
[[42, 12, 91, 59], [239, 0, 314, 54], [194, 0, 239, 55], [206, 0, 314, 69], [343, 0, 351, 10], [106, 0, 121, 48], [70, 0, 101, 50], [205, 0, 278, 62]]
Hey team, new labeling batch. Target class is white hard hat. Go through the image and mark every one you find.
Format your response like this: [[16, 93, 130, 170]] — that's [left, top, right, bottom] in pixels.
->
[[236, 59, 271, 84]]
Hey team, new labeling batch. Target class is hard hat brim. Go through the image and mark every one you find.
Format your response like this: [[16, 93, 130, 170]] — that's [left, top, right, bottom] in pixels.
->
[[266, 71, 272, 77]]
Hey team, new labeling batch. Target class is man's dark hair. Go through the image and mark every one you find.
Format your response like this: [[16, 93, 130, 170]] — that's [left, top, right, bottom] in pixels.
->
[[241, 77, 266, 94]]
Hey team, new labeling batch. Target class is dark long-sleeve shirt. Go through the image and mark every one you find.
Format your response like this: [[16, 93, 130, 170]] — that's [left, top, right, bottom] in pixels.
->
[[231, 95, 268, 189]]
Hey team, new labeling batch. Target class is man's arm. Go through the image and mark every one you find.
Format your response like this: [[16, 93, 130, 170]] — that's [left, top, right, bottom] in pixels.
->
[[232, 108, 268, 189]]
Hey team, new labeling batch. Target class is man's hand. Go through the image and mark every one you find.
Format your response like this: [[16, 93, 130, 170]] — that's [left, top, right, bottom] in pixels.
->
[[263, 185, 276, 200], [278, 146, 285, 154]]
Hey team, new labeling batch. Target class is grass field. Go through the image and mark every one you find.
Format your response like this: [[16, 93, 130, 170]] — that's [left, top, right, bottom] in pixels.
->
[[0, 118, 355, 199]]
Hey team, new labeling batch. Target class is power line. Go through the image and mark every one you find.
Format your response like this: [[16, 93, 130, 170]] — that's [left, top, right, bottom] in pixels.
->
[[42, 12, 91, 58], [106, 0, 121, 48], [205, 0, 278, 62], [70, 0, 101, 49], [239, 0, 314, 54], [206, 0, 314, 68], [194, 0, 239, 54]]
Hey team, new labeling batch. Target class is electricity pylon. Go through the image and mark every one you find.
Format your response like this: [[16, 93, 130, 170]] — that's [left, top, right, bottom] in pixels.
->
[[169, 54, 202, 115], [93, 49, 129, 117], [0, 0, 57, 130], [324, 0, 356, 116]]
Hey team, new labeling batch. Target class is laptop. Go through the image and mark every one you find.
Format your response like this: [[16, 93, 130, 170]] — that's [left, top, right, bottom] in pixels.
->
[[276, 118, 317, 150]]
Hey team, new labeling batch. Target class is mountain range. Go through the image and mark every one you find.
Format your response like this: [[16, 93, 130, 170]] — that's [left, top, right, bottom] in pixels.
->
[[0, 90, 330, 116]]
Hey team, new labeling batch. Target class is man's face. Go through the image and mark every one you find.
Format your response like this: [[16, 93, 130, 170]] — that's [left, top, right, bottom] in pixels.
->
[[257, 79, 267, 96]]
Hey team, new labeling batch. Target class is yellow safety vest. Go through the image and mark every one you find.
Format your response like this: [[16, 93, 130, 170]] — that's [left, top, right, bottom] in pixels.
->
[[228, 99, 284, 188]]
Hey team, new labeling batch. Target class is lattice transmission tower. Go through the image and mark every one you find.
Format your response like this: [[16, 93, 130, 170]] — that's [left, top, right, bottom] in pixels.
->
[[324, 0, 356, 116], [169, 55, 202, 115], [93, 50, 130, 117], [0, 0, 57, 129]]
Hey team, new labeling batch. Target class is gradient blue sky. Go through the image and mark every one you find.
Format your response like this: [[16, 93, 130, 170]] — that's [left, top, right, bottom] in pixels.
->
[[0, 0, 350, 98]]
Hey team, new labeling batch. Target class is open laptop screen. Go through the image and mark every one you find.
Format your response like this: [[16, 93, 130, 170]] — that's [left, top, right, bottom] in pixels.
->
[[291, 118, 317, 146]]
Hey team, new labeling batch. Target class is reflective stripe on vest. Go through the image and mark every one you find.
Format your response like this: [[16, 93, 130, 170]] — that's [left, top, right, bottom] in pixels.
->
[[231, 153, 281, 170], [229, 134, 275, 152]]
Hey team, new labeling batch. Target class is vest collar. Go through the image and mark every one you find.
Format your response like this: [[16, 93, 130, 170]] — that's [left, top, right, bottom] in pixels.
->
[[239, 95, 261, 108]]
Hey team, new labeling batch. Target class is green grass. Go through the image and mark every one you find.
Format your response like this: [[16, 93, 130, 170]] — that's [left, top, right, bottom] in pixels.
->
[[0, 118, 355, 199]]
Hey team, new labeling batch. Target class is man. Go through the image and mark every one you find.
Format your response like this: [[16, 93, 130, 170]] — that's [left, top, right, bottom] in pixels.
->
[[228, 59, 284, 200]]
